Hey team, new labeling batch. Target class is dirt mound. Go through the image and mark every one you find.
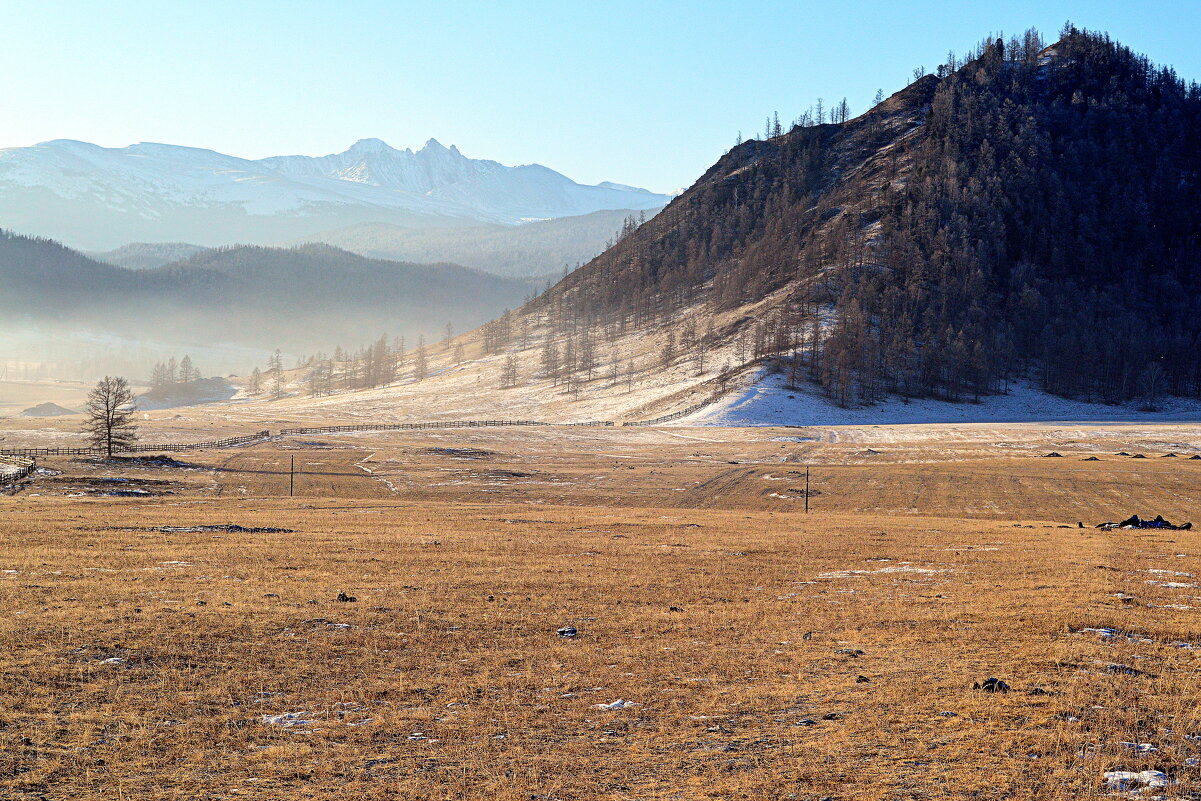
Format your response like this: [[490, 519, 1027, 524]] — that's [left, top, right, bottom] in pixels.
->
[[20, 402, 78, 417]]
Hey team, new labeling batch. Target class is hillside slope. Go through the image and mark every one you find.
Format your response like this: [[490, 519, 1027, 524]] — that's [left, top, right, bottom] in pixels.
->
[[535, 27, 1201, 406], [241, 28, 1201, 424]]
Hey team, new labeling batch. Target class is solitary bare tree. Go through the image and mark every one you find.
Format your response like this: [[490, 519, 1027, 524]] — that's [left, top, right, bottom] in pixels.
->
[[83, 376, 138, 457]]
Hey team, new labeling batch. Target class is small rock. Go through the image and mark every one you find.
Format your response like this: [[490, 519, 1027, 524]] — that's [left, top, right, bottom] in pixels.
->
[[974, 677, 1010, 693], [856, 675, 871, 683], [337, 592, 357, 603], [595, 699, 636, 711], [556, 626, 578, 638]]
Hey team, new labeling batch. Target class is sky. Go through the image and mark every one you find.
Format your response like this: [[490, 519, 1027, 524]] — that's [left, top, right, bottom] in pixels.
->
[[1, 1, 1197, 194]]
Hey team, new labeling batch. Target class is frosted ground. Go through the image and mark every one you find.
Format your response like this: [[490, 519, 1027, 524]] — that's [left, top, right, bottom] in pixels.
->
[[684, 371, 1201, 427]]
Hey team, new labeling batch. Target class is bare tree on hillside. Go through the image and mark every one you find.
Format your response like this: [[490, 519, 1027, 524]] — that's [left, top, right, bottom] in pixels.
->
[[83, 376, 137, 458], [661, 331, 676, 367], [541, 337, 560, 385], [268, 349, 285, 399], [179, 354, 199, 383], [500, 353, 519, 389], [413, 337, 428, 382]]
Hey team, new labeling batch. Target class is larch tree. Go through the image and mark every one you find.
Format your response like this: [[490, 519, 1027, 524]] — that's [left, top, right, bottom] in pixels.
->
[[500, 353, 519, 388], [268, 349, 285, 399], [83, 376, 138, 458], [179, 355, 199, 383], [413, 337, 428, 382]]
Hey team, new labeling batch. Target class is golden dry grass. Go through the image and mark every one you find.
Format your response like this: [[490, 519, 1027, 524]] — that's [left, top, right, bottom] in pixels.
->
[[1, 424, 1200, 799]]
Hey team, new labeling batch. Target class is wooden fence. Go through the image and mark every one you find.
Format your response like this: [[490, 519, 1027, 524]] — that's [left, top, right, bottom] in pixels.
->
[[0, 454, 36, 486], [280, 419, 613, 436], [621, 395, 722, 426], [0, 431, 270, 458], [0, 397, 730, 463]]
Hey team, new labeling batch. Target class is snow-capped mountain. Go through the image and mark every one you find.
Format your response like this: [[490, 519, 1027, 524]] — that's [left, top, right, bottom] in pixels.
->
[[0, 138, 668, 250]]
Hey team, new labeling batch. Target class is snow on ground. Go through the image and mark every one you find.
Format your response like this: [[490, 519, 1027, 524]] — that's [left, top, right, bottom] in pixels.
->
[[682, 371, 1201, 427]]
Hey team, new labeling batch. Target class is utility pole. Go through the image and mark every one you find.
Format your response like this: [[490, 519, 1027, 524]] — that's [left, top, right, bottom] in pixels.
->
[[805, 465, 810, 514], [289, 455, 295, 497]]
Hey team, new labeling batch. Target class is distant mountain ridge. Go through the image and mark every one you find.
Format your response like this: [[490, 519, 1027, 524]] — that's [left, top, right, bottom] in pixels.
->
[[0, 138, 668, 250], [88, 242, 208, 270], [0, 229, 533, 352], [291, 208, 660, 278]]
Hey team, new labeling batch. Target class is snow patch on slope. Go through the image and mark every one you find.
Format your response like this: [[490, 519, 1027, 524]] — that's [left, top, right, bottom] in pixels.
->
[[682, 371, 1201, 427]]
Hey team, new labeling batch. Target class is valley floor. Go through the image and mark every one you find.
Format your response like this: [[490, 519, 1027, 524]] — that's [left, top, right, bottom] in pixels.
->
[[1, 422, 1200, 799]]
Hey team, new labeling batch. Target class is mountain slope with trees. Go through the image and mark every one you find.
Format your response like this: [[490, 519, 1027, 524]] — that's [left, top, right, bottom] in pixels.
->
[[533, 26, 1201, 407]]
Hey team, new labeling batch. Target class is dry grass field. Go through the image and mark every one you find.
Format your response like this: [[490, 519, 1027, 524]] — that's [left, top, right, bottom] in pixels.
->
[[2, 423, 1200, 799]]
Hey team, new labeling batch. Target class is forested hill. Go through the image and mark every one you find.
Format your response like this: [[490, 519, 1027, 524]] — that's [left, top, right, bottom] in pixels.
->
[[537, 27, 1201, 405], [0, 233, 532, 351]]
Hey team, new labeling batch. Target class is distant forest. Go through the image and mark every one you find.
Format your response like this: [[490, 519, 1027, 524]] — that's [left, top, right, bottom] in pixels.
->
[[0, 235, 534, 357], [539, 26, 1201, 405]]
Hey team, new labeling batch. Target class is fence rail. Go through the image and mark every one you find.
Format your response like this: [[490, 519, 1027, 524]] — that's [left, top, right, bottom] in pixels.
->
[[280, 419, 613, 436], [0, 454, 36, 486], [622, 395, 721, 427], [0, 397, 725, 463], [0, 431, 270, 459]]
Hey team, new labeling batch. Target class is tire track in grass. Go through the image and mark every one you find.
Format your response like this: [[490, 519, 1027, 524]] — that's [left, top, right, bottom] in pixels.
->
[[354, 452, 400, 495]]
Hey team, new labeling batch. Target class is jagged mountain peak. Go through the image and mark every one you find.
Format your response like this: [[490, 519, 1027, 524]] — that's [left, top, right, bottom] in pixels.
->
[[0, 136, 668, 249]]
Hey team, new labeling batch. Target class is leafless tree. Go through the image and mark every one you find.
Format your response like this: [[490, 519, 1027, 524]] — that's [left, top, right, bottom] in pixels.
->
[[83, 376, 137, 457]]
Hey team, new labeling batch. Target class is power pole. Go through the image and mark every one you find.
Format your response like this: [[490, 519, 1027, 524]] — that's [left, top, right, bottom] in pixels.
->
[[805, 465, 810, 514], [289, 455, 295, 497]]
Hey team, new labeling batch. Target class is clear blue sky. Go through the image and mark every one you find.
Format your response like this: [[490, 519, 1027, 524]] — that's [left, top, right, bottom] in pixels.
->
[[2, 1, 1196, 193]]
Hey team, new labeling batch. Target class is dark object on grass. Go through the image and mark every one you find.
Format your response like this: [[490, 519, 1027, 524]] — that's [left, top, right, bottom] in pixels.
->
[[1044, 452, 1064, 457], [556, 626, 578, 638], [1027, 686, 1051, 696], [1163, 453, 1178, 457], [1106, 663, 1149, 676], [1191, 455, 1201, 460], [835, 648, 864, 658], [974, 677, 1010, 693], [822, 712, 840, 720], [668, 606, 684, 612], [1082, 456, 1101, 461], [156, 524, 294, 534], [856, 675, 871, 683], [1117, 451, 1131, 456], [336, 592, 357, 603], [1099, 514, 1193, 530], [1131, 453, 1147, 458]]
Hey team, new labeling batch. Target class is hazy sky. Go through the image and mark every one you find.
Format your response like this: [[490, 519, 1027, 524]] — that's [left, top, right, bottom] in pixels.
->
[[2, 1, 1196, 193]]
